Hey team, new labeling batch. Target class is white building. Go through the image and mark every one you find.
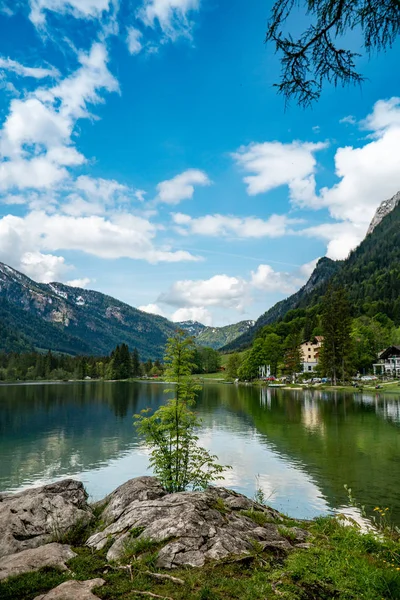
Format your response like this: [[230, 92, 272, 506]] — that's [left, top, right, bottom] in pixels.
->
[[373, 346, 400, 377], [300, 336, 323, 373]]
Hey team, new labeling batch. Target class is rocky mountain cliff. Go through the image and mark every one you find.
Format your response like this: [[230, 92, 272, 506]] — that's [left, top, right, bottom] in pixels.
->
[[0, 264, 251, 357], [0, 264, 178, 359], [367, 190, 400, 236]]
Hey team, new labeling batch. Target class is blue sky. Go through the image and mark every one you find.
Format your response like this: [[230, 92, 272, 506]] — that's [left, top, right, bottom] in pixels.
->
[[0, 0, 399, 326]]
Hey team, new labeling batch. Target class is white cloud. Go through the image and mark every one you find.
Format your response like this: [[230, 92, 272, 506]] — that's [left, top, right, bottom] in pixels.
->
[[339, 115, 356, 125], [316, 98, 400, 230], [172, 307, 212, 325], [361, 97, 400, 133], [29, 0, 113, 26], [148, 258, 318, 325], [138, 303, 167, 317], [156, 169, 210, 204], [19, 251, 70, 283], [159, 274, 248, 310], [250, 264, 306, 294], [137, 0, 200, 41], [0, 43, 118, 192], [127, 27, 143, 55], [301, 222, 366, 260], [232, 140, 327, 203], [172, 212, 299, 238], [0, 210, 199, 264], [0, 57, 59, 79], [66, 277, 92, 288]]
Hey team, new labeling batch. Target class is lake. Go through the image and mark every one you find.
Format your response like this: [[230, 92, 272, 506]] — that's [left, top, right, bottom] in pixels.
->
[[0, 381, 399, 524]]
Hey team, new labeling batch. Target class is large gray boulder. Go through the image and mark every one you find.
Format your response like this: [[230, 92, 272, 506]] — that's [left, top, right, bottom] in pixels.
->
[[0, 480, 92, 558], [87, 477, 308, 568], [0, 543, 76, 581], [34, 578, 105, 600]]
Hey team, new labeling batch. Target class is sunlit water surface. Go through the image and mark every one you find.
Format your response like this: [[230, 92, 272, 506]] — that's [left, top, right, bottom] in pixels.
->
[[0, 381, 399, 523]]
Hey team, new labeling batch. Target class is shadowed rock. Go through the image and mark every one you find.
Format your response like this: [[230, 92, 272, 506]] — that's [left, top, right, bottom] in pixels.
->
[[34, 578, 105, 600], [0, 480, 92, 558], [0, 543, 76, 581], [86, 476, 308, 568]]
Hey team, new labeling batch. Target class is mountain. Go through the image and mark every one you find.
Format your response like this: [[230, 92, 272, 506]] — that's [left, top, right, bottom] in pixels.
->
[[221, 257, 341, 352], [176, 321, 208, 337], [195, 320, 255, 350], [367, 190, 400, 236], [0, 263, 177, 359], [222, 190, 400, 352], [0, 264, 252, 357]]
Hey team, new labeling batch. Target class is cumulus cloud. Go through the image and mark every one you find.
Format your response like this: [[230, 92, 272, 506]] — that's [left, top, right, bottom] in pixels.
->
[[172, 212, 299, 238], [66, 277, 92, 288], [148, 258, 318, 325], [0, 211, 199, 266], [137, 0, 200, 41], [250, 264, 307, 294], [127, 27, 144, 54], [138, 303, 168, 317], [0, 43, 118, 192], [159, 274, 248, 310], [156, 169, 210, 204], [0, 57, 59, 79], [172, 307, 212, 325], [232, 140, 327, 203], [19, 251, 70, 283], [301, 222, 366, 260], [315, 98, 400, 233]]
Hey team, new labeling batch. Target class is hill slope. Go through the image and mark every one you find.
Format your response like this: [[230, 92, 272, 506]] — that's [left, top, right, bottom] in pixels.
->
[[222, 190, 400, 352], [0, 263, 178, 359], [0, 264, 252, 357], [221, 257, 341, 352]]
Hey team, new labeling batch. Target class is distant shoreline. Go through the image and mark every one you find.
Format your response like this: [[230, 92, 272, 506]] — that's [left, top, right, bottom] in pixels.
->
[[1, 377, 400, 396]]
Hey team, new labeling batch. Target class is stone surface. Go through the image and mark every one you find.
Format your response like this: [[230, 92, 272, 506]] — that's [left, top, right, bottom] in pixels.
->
[[34, 578, 105, 600], [87, 476, 306, 568], [367, 190, 400, 235], [0, 543, 76, 581], [0, 479, 92, 558]]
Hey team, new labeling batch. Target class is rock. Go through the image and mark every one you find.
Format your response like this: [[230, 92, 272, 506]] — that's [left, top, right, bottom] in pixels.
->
[[0, 543, 76, 581], [34, 578, 105, 600], [0, 479, 92, 558], [100, 476, 166, 525], [367, 190, 400, 235], [87, 477, 301, 568]]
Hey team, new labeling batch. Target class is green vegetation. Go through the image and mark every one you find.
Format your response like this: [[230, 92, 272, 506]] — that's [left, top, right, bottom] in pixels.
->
[[195, 320, 254, 350], [135, 331, 227, 492], [1, 514, 399, 600]]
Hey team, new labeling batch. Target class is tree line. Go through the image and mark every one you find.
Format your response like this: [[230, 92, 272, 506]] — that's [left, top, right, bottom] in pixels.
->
[[0, 340, 221, 382], [225, 285, 400, 383]]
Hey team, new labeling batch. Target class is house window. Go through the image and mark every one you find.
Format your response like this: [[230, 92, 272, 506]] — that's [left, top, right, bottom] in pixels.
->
[[308, 366, 312, 371]]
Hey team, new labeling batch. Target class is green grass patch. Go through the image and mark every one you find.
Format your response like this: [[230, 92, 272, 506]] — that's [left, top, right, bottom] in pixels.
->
[[240, 509, 276, 527], [1, 514, 400, 600]]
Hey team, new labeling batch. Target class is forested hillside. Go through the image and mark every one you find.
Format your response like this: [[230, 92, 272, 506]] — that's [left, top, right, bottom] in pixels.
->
[[222, 199, 400, 354]]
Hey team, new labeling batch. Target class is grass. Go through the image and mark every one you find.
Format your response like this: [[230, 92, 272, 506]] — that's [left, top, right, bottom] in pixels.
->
[[1, 515, 399, 600]]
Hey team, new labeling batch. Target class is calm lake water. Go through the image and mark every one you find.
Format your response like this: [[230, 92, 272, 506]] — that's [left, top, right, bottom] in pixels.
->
[[0, 381, 399, 523]]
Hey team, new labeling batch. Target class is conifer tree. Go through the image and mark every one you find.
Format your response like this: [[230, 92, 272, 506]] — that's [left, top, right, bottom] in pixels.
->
[[284, 332, 302, 377], [319, 285, 353, 385], [131, 348, 140, 376]]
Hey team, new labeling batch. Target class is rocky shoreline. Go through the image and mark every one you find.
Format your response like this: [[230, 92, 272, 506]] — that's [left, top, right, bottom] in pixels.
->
[[0, 477, 311, 598]]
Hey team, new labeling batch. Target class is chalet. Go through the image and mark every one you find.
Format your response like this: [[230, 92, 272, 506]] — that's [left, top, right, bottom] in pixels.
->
[[373, 346, 400, 377], [300, 336, 323, 373]]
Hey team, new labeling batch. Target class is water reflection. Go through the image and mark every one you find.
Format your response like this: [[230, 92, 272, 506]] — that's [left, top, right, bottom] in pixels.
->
[[0, 382, 399, 523]]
